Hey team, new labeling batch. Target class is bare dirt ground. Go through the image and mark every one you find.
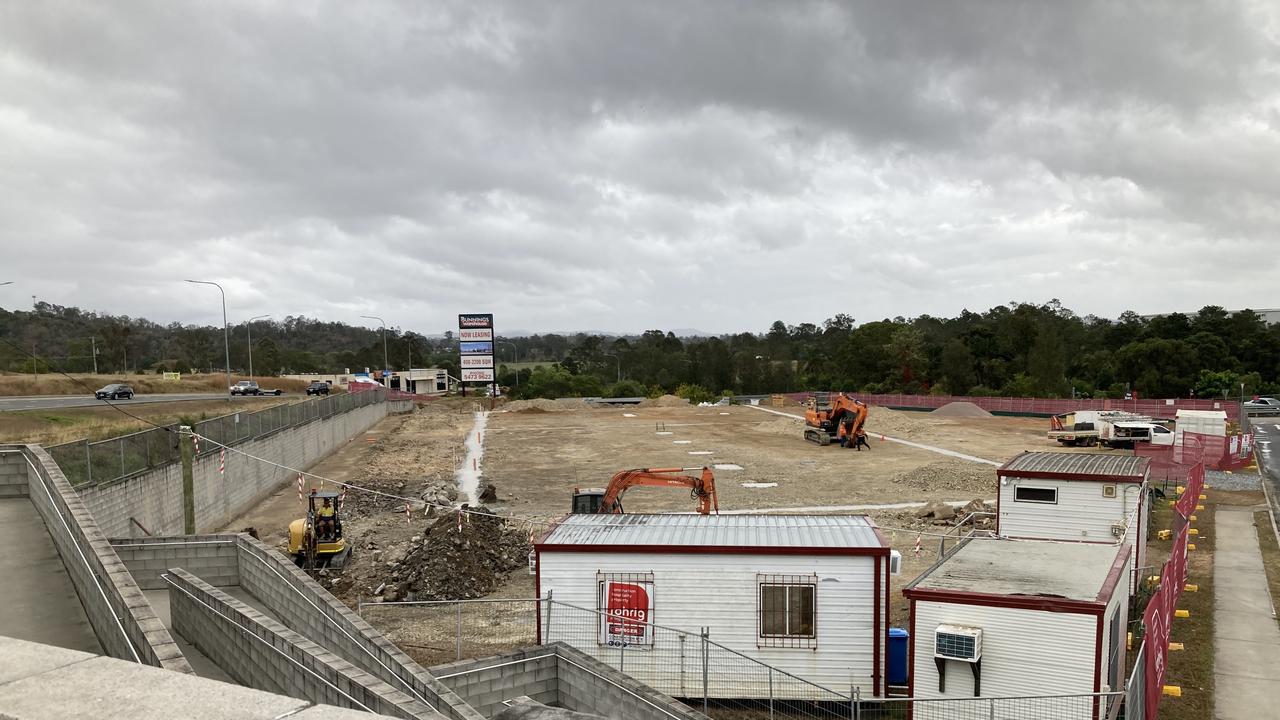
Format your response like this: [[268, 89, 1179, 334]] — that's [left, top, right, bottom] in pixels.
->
[[226, 396, 1132, 653]]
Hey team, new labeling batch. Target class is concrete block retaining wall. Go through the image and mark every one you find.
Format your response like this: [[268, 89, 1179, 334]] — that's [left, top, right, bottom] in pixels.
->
[[432, 644, 706, 720], [75, 397, 411, 538], [235, 535, 484, 720], [109, 535, 241, 590], [431, 648, 559, 716], [0, 452, 29, 498], [79, 464, 184, 538], [1, 445, 192, 674], [168, 569, 439, 719]]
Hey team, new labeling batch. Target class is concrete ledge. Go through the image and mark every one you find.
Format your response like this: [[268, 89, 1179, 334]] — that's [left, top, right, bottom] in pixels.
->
[[110, 535, 241, 590], [168, 569, 441, 719], [234, 534, 485, 720], [0, 634, 402, 720], [3, 445, 193, 675]]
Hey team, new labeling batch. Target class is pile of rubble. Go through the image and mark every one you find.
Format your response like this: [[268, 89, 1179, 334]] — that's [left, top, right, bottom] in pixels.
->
[[914, 498, 995, 526], [367, 507, 531, 602]]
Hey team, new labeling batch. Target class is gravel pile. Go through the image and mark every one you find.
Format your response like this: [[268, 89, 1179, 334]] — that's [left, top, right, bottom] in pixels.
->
[[503, 398, 590, 412], [890, 460, 997, 494], [639, 394, 691, 408], [1203, 469, 1262, 491], [931, 401, 994, 418], [753, 418, 804, 436], [371, 508, 531, 602], [865, 407, 929, 437]]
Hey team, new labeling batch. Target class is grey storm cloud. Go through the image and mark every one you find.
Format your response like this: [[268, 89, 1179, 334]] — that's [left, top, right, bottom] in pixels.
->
[[0, 0, 1277, 334]]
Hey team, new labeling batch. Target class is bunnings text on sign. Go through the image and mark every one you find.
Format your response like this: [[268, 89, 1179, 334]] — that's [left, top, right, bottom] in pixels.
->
[[458, 314, 493, 329]]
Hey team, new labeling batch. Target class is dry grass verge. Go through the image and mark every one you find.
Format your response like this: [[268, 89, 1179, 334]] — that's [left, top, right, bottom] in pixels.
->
[[0, 372, 309, 396], [0, 397, 291, 445], [1255, 510, 1280, 627]]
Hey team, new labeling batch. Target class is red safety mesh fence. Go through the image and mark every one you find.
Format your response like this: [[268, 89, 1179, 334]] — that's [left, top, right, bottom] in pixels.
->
[[782, 391, 1240, 421], [1135, 431, 1255, 472]]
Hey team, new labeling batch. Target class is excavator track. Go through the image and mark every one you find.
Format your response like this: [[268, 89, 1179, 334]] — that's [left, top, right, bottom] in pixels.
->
[[804, 428, 831, 446]]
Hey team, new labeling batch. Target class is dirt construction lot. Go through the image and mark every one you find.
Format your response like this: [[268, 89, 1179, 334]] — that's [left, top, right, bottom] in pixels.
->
[[226, 397, 1122, 660]]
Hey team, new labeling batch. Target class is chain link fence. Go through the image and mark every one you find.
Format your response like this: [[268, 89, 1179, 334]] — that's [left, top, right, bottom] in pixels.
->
[[46, 388, 392, 486], [360, 596, 1121, 720]]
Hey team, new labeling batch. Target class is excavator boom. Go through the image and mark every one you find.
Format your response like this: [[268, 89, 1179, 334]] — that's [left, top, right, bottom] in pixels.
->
[[573, 467, 719, 514]]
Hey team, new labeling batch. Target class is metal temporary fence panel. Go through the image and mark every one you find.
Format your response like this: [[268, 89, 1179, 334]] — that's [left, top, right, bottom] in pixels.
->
[[789, 391, 1240, 422]]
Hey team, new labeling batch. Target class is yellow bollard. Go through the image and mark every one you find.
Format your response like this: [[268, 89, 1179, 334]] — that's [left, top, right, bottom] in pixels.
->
[[1169, 500, 1177, 507], [1127, 631, 1133, 650], [1148, 575, 1162, 584], [1169, 643, 1185, 651], [1190, 529, 1199, 536], [1190, 514, 1197, 522], [1159, 530, 1171, 540], [1199, 494, 1207, 500], [1189, 543, 1197, 550], [1196, 504, 1205, 511], [1185, 584, 1198, 592], [1175, 609, 1190, 618], [1163, 686, 1182, 697], [1176, 486, 1186, 494]]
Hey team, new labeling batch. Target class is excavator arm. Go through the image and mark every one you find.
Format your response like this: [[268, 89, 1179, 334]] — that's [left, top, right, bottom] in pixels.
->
[[598, 467, 719, 515]]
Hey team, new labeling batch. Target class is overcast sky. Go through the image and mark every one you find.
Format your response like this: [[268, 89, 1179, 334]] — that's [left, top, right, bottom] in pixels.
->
[[1, 1, 1277, 335]]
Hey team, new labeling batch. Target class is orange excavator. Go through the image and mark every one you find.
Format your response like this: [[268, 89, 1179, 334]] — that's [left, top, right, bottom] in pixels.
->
[[571, 467, 719, 515], [804, 392, 870, 447]]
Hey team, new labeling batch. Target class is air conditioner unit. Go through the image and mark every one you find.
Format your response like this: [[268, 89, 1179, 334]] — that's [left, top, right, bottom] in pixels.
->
[[1110, 524, 1126, 539], [935, 625, 982, 662], [889, 550, 902, 576], [527, 550, 537, 575]]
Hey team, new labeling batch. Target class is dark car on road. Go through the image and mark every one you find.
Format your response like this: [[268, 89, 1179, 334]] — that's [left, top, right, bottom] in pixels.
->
[[95, 383, 134, 400], [306, 381, 331, 396]]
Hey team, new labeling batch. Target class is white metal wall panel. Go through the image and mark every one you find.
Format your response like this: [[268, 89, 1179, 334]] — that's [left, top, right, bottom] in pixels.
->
[[539, 551, 879, 697], [1098, 586, 1129, 693], [999, 478, 1137, 542], [912, 601, 1096, 720]]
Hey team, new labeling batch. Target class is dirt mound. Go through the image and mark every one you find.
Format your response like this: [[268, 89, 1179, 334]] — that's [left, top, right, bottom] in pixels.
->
[[753, 417, 803, 436], [639, 394, 690, 408], [503, 397, 591, 412], [864, 406, 928, 437], [931, 401, 994, 418], [374, 509, 531, 602], [890, 460, 996, 494]]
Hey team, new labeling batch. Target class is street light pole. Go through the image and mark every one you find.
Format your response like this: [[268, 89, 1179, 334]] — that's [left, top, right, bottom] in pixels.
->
[[361, 315, 388, 386], [497, 341, 519, 387], [246, 314, 269, 379], [186, 280, 232, 400]]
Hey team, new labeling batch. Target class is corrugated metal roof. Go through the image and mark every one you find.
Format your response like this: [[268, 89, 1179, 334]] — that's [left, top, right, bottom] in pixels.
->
[[539, 514, 886, 549], [999, 451, 1148, 479], [910, 540, 1123, 600]]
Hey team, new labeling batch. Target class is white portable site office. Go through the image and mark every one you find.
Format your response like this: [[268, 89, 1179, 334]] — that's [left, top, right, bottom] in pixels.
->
[[1174, 409, 1227, 446], [903, 539, 1132, 720], [535, 513, 895, 698], [996, 452, 1148, 592]]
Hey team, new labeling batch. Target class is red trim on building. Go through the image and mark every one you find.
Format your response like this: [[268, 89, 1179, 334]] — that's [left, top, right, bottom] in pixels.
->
[[1092, 613, 1104, 720], [1095, 544, 1132, 606], [873, 555, 881, 697], [997, 469, 1145, 483], [534, 548, 542, 645], [907, 598, 916, 720], [902, 587, 1105, 616], [535, 543, 891, 557]]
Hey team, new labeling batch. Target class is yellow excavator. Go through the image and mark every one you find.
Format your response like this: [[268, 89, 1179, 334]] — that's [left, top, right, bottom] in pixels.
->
[[288, 489, 350, 569]]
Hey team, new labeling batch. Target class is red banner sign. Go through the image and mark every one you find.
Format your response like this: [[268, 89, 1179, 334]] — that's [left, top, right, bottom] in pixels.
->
[[1143, 519, 1189, 719], [1173, 463, 1204, 520], [601, 581, 653, 646]]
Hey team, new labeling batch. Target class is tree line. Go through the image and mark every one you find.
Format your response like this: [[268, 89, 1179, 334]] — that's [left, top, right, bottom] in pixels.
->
[[3, 300, 1277, 401]]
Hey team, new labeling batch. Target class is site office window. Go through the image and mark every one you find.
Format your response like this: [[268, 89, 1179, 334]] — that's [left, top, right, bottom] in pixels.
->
[[1013, 485, 1057, 504], [758, 574, 818, 649], [596, 572, 655, 648]]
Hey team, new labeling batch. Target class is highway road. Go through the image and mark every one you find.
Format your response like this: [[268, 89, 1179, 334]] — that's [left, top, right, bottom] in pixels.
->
[[0, 393, 291, 413], [1255, 420, 1280, 519]]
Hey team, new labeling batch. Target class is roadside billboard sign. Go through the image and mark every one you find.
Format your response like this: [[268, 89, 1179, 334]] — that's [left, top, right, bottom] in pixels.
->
[[461, 368, 495, 383], [460, 341, 494, 355], [461, 355, 494, 369]]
